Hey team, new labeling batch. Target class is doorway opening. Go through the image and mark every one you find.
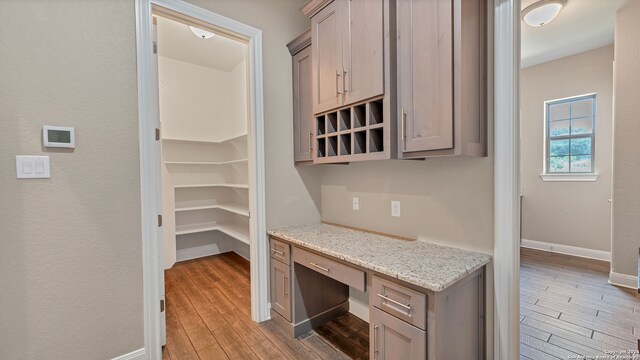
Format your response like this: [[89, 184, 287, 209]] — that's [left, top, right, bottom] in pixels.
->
[[518, 0, 640, 358], [135, 1, 268, 358]]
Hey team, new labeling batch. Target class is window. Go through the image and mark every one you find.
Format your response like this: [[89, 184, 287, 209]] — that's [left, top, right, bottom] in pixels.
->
[[545, 94, 595, 174]]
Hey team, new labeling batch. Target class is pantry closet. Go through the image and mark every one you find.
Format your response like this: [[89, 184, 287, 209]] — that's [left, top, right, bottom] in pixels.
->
[[156, 16, 250, 269]]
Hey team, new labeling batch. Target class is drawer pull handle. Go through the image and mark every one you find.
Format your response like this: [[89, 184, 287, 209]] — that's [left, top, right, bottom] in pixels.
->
[[271, 248, 284, 256], [309, 262, 330, 273], [377, 293, 412, 314]]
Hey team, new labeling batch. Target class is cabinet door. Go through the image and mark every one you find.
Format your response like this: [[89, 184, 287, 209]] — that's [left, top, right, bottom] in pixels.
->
[[312, 0, 343, 114], [342, 0, 384, 106], [293, 46, 313, 162], [270, 259, 291, 322], [398, 0, 453, 153], [370, 307, 426, 360]]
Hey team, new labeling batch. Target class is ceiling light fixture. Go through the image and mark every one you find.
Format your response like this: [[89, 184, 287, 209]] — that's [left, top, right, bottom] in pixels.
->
[[521, 0, 566, 27], [189, 26, 215, 39]]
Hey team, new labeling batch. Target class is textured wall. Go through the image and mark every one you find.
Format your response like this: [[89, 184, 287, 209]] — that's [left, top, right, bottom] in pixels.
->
[[0, 1, 143, 359], [521, 46, 614, 252], [612, 1, 640, 278]]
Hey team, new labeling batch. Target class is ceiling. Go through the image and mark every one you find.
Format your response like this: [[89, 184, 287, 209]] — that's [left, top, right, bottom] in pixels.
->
[[521, 0, 628, 68], [156, 16, 246, 72]]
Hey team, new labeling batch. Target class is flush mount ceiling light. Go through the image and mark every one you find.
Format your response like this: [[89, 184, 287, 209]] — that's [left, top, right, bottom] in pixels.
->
[[522, 0, 567, 27], [189, 26, 215, 39]]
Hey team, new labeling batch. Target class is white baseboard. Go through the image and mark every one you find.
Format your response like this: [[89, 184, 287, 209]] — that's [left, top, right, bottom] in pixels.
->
[[609, 271, 639, 290], [348, 287, 369, 323], [234, 242, 250, 260], [521, 239, 611, 262], [111, 348, 145, 360], [176, 244, 226, 262]]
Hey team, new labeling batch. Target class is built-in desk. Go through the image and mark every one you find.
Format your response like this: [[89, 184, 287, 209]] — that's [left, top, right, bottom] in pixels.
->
[[267, 223, 491, 360]]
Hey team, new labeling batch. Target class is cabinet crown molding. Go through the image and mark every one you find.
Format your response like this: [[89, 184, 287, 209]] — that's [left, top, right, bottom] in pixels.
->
[[286, 28, 311, 55], [301, 0, 334, 18]]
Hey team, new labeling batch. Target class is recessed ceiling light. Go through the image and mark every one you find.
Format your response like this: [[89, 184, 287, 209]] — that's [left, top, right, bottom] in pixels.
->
[[522, 0, 567, 27], [189, 26, 215, 40]]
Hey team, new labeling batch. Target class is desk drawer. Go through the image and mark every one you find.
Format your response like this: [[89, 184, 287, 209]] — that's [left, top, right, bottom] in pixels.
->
[[270, 237, 290, 265], [371, 275, 426, 330], [293, 248, 366, 291]]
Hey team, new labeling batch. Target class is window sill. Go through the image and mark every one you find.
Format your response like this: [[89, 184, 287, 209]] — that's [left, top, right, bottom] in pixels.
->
[[540, 173, 599, 182]]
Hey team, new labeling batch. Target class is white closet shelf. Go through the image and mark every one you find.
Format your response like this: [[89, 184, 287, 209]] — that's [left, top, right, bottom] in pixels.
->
[[174, 183, 249, 189], [162, 133, 247, 144], [164, 159, 248, 166], [175, 222, 250, 245], [175, 202, 249, 217]]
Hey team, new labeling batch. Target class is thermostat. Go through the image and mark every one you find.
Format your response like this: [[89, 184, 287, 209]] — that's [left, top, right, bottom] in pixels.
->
[[43, 125, 75, 148]]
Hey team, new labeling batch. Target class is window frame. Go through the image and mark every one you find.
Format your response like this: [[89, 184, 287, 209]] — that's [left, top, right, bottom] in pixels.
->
[[543, 93, 597, 176]]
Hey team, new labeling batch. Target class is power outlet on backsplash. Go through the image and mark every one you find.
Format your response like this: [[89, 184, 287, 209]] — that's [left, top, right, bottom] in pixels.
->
[[391, 201, 401, 217]]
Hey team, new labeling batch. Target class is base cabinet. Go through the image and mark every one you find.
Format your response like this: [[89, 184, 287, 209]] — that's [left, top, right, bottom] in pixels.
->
[[370, 307, 426, 359], [270, 259, 291, 322]]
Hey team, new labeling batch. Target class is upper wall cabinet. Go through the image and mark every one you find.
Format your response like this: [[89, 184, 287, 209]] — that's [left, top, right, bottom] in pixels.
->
[[303, 0, 395, 164], [397, 0, 487, 158], [287, 30, 313, 163], [310, 0, 384, 114]]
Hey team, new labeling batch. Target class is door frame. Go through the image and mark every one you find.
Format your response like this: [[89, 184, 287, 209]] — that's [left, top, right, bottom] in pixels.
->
[[135, 0, 268, 358], [493, 0, 521, 359]]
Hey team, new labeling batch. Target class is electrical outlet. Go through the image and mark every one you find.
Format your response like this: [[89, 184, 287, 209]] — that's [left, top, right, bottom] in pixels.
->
[[352, 197, 360, 210], [391, 201, 401, 217]]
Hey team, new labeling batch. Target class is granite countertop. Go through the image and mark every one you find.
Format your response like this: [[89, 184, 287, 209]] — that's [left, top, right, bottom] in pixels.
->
[[267, 223, 492, 292]]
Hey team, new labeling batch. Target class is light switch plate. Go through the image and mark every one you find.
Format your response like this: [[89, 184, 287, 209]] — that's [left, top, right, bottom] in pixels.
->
[[16, 156, 50, 179], [391, 201, 401, 217]]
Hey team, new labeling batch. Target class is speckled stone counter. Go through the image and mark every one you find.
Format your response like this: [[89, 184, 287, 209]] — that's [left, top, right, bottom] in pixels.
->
[[268, 222, 491, 292]]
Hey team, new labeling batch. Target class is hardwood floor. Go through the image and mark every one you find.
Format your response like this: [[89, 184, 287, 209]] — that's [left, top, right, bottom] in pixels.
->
[[520, 248, 640, 359], [163, 252, 368, 360]]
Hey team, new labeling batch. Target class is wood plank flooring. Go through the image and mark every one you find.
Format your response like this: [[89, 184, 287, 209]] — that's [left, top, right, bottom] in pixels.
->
[[163, 252, 368, 360], [520, 248, 640, 359]]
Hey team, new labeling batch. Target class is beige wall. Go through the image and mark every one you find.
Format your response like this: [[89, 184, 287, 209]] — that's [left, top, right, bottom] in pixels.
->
[[612, 1, 640, 278], [0, 1, 143, 359], [0, 0, 318, 358], [159, 56, 246, 141], [520, 46, 614, 252]]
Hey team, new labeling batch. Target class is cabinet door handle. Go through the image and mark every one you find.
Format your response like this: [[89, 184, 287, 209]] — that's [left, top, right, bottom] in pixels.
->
[[309, 131, 313, 153], [283, 275, 289, 296], [336, 71, 342, 95], [373, 323, 379, 358], [271, 248, 284, 256], [401, 108, 407, 149], [377, 293, 412, 314], [309, 262, 330, 272], [343, 68, 348, 94]]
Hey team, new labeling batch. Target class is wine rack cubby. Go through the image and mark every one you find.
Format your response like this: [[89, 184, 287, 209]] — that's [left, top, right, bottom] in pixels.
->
[[313, 97, 391, 163]]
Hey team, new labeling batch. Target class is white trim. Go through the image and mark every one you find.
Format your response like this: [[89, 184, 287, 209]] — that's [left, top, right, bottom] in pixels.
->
[[540, 173, 599, 182], [521, 239, 611, 261], [608, 271, 639, 290], [135, 0, 163, 357], [136, 0, 268, 357], [494, 0, 521, 359], [111, 348, 146, 360], [176, 244, 227, 262]]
